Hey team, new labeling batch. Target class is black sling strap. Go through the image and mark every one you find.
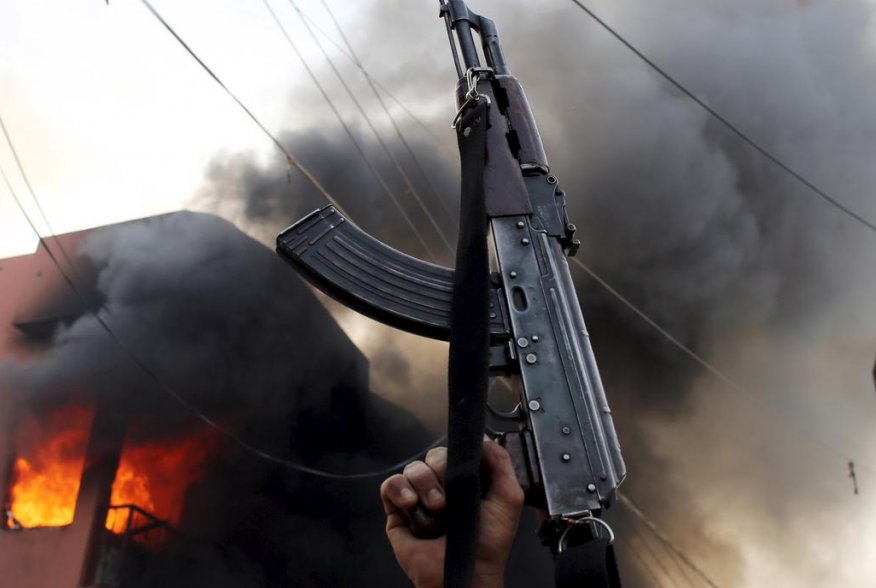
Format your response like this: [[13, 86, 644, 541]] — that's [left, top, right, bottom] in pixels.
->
[[555, 540, 622, 588], [444, 99, 490, 588], [443, 98, 620, 588]]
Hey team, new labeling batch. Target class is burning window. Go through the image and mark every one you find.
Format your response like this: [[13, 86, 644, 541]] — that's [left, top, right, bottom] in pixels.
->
[[105, 427, 220, 536], [4, 405, 220, 539], [5, 406, 94, 529]]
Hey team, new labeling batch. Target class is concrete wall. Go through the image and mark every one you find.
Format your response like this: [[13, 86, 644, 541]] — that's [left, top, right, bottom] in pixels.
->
[[0, 400, 124, 588]]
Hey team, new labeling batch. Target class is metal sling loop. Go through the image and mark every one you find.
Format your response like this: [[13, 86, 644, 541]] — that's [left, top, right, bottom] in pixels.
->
[[557, 516, 616, 553], [451, 66, 493, 128]]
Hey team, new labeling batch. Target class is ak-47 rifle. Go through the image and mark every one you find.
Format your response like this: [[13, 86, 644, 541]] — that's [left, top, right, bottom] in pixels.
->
[[276, 0, 625, 580]]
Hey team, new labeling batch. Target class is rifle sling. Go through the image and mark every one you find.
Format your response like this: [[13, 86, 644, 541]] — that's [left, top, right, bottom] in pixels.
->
[[555, 539, 622, 588], [444, 98, 620, 588], [444, 98, 490, 588]]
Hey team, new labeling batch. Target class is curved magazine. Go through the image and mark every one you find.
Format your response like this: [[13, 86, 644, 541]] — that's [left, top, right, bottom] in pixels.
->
[[276, 206, 510, 342]]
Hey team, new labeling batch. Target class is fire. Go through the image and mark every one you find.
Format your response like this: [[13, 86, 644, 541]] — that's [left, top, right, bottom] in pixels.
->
[[105, 428, 219, 534], [7, 407, 93, 528], [6, 404, 219, 536]]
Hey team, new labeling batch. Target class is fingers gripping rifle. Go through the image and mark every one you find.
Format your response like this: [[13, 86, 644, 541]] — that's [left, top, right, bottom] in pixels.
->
[[276, 0, 625, 582]]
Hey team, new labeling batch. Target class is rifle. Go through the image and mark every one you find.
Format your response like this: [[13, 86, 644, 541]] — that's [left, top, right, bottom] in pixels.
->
[[276, 0, 625, 580]]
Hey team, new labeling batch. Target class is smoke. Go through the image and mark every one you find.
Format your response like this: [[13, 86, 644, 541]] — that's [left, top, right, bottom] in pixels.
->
[[2, 210, 485, 585], [195, 0, 876, 585], [3, 214, 361, 425]]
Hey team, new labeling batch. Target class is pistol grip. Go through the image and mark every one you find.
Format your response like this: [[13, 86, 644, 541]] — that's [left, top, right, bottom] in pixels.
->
[[499, 430, 546, 509]]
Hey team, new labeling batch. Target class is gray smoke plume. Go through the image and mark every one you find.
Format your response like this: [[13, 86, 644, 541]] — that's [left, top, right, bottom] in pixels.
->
[[197, 0, 876, 585]]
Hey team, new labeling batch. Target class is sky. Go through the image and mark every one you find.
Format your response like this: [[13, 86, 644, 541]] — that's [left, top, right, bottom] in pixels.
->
[[3, 0, 876, 586], [0, 0, 383, 258]]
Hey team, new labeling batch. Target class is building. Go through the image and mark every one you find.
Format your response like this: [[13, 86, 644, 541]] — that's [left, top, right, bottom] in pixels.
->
[[0, 212, 432, 587]]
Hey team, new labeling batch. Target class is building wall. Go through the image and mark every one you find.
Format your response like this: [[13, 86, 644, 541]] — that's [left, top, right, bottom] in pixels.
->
[[1, 242, 126, 585], [0, 403, 123, 588], [0, 212, 372, 587]]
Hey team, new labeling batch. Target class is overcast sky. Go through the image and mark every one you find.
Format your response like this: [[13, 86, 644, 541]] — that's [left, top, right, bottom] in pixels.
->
[[3, 1, 876, 586], [0, 0, 387, 258]]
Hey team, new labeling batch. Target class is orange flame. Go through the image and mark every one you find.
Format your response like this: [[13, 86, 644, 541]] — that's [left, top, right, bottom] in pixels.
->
[[6, 405, 219, 538], [105, 429, 219, 534], [7, 407, 93, 528]]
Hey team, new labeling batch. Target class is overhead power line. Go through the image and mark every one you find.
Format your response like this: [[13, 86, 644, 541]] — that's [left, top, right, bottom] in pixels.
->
[[254, 5, 874, 489], [570, 256, 876, 478], [258, 0, 437, 260], [0, 117, 57, 239], [137, 0, 344, 214], [630, 524, 682, 588], [571, 258, 741, 392], [284, 0, 455, 256], [317, 0, 459, 225], [566, 0, 876, 234], [663, 536, 702, 588], [279, 2, 876, 489], [291, 7, 455, 159], [619, 493, 722, 588], [620, 533, 668, 588], [0, 115, 80, 276], [5, 13, 869, 588], [281, 4, 876, 478], [0, 159, 444, 480], [0, 105, 441, 481]]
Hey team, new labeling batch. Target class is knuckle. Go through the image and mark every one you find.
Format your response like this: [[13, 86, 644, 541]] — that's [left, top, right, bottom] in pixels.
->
[[425, 446, 446, 463], [403, 460, 427, 476], [380, 474, 402, 495]]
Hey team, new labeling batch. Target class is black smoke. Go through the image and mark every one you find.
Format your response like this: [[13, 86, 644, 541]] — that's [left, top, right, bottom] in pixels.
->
[[196, 0, 876, 585], [1, 212, 483, 586]]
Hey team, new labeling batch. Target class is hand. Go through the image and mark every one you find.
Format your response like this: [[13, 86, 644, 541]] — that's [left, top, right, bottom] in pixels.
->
[[380, 440, 525, 588]]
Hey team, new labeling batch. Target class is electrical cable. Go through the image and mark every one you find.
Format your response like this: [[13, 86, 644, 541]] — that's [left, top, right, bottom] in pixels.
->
[[0, 123, 443, 482], [273, 5, 876, 487], [8, 0, 870, 514], [136, 0, 345, 215], [565, 0, 876, 235], [273, 4, 875, 489], [619, 493, 722, 588], [290, 7, 455, 160], [258, 0, 438, 261], [643, 524, 699, 588], [141, 0, 439, 264], [285, 0, 455, 257], [0, 114, 80, 276], [130, 0, 451, 478], [650, 525, 700, 588], [257, 4, 875, 487], [570, 256, 876, 478], [630, 524, 682, 588], [119, 13, 874, 588], [668, 542, 703, 588], [317, 0, 459, 225], [618, 534, 667, 588]]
